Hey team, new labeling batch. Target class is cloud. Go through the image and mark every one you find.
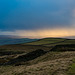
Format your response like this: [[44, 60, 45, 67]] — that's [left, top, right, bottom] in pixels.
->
[[0, 0, 75, 39], [0, 27, 75, 38], [0, 0, 75, 31]]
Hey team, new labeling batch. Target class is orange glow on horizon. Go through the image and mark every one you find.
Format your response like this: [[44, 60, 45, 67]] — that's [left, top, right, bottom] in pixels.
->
[[0, 27, 75, 39], [14, 28, 75, 39]]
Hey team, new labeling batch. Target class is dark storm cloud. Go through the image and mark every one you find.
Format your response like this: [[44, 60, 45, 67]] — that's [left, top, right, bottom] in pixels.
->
[[0, 0, 75, 31]]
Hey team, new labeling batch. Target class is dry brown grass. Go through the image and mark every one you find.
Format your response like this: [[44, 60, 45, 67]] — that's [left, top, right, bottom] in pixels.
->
[[0, 51, 75, 75]]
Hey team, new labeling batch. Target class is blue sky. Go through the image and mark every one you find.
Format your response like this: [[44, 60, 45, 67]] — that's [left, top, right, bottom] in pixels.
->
[[0, 0, 75, 38]]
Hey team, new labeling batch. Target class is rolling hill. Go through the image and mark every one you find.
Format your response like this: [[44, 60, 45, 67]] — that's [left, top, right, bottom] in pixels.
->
[[24, 38, 75, 47], [0, 38, 75, 75], [24, 38, 66, 45]]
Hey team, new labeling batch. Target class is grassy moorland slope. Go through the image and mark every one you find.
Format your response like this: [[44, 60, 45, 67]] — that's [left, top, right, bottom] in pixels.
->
[[0, 52, 75, 75], [0, 44, 51, 56], [24, 38, 75, 47], [24, 38, 66, 45], [0, 38, 75, 75]]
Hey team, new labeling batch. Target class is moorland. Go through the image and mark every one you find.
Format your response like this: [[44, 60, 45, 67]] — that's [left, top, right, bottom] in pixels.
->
[[0, 38, 75, 75]]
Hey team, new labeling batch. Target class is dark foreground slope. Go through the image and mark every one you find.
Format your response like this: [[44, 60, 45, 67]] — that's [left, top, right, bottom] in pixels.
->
[[0, 51, 75, 75], [0, 44, 51, 56]]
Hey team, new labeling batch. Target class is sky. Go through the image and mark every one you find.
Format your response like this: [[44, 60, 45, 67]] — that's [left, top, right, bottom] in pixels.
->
[[0, 0, 75, 38]]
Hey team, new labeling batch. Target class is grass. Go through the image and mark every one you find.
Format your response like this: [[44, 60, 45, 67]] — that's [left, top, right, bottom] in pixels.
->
[[0, 38, 75, 75], [29, 51, 75, 65], [0, 51, 75, 75], [0, 44, 51, 54], [24, 38, 66, 45], [24, 38, 75, 48], [67, 59, 75, 75], [44, 39, 75, 47], [59, 39, 75, 45]]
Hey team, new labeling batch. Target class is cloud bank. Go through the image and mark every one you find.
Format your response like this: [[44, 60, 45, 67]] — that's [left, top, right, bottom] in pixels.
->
[[0, 0, 75, 38], [0, 27, 75, 38]]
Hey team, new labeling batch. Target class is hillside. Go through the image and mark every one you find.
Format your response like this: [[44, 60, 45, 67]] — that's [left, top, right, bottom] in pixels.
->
[[0, 38, 75, 75], [24, 38, 66, 45], [24, 38, 75, 47], [0, 51, 75, 75]]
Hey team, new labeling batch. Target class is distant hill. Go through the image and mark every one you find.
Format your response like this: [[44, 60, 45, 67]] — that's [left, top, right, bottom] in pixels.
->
[[24, 38, 66, 45], [0, 35, 21, 39], [0, 35, 38, 45], [24, 38, 75, 46]]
